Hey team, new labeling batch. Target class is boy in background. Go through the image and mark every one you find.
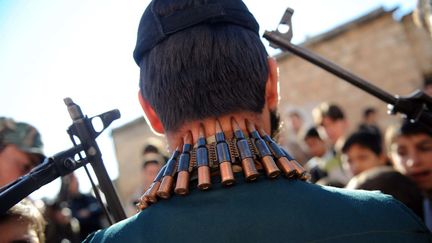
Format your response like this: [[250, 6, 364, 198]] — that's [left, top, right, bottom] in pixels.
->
[[344, 131, 424, 219], [342, 131, 387, 177], [389, 120, 432, 229], [303, 127, 334, 184]]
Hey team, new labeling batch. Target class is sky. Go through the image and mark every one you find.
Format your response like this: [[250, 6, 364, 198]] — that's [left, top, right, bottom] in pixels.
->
[[0, 0, 416, 199]]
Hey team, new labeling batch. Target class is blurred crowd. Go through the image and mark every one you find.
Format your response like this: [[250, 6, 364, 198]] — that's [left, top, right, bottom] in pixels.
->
[[279, 98, 432, 228]]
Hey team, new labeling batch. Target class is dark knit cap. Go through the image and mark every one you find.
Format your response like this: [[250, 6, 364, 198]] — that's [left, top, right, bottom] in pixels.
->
[[133, 0, 260, 66]]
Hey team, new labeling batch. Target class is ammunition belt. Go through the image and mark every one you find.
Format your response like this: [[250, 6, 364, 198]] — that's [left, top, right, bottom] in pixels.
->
[[136, 120, 308, 211]]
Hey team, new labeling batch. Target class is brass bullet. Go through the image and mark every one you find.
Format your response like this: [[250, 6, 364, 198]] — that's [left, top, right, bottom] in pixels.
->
[[136, 199, 148, 211], [215, 120, 235, 186], [220, 161, 235, 186], [157, 176, 174, 199], [156, 148, 180, 199], [197, 166, 211, 190], [143, 181, 161, 203], [197, 125, 212, 190], [261, 155, 281, 178], [241, 157, 259, 181], [232, 118, 259, 181], [174, 133, 192, 195], [259, 129, 297, 178], [174, 170, 190, 195], [141, 164, 166, 203], [246, 121, 280, 179], [280, 147, 307, 179], [290, 159, 307, 180], [276, 156, 297, 178]]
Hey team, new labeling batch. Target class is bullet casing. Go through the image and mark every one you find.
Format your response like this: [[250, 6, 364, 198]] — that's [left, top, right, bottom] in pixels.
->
[[215, 135, 235, 185], [279, 147, 307, 179], [174, 171, 190, 195], [198, 166, 211, 190], [136, 200, 148, 211], [236, 139, 258, 181], [254, 139, 280, 178], [261, 156, 281, 178], [276, 156, 297, 178], [241, 157, 259, 181], [197, 143, 211, 190], [143, 181, 161, 203], [157, 176, 174, 199], [220, 161, 235, 186], [290, 159, 307, 179]]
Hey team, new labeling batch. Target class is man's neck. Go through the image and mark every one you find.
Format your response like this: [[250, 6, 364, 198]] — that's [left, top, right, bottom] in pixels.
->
[[165, 111, 270, 151]]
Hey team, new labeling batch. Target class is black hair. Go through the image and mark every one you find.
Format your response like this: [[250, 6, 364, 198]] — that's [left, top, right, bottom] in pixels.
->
[[304, 127, 322, 140], [313, 103, 345, 125], [143, 144, 160, 154], [423, 74, 432, 88], [363, 107, 376, 118], [142, 160, 159, 169], [342, 131, 383, 156], [323, 104, 344, 121], [139, 0, 269, 132], [398, 119, 432, 137]]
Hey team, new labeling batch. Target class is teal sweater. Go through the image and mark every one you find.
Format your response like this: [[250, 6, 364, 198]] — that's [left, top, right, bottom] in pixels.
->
[[85, 174, 431, 242]]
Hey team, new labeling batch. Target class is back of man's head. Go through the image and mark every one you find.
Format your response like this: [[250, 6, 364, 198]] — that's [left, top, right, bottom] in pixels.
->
[[135, 0, 268, 132]]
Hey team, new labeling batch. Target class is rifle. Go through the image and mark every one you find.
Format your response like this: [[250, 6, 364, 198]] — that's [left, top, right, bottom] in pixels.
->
[[263, 8, 432, 127], [0, 98, 126, 224]]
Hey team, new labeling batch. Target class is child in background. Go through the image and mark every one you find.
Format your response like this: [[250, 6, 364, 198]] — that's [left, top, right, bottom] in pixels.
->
[[389, 120, 432, 229], [344, 131, 424, 219], [342, 131, 387, 176], [303, 127, 337, 185]]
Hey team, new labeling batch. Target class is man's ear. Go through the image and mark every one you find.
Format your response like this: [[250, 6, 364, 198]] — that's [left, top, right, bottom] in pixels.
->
[[265, 57, 279, 111], [138, 91, 165, 135]]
